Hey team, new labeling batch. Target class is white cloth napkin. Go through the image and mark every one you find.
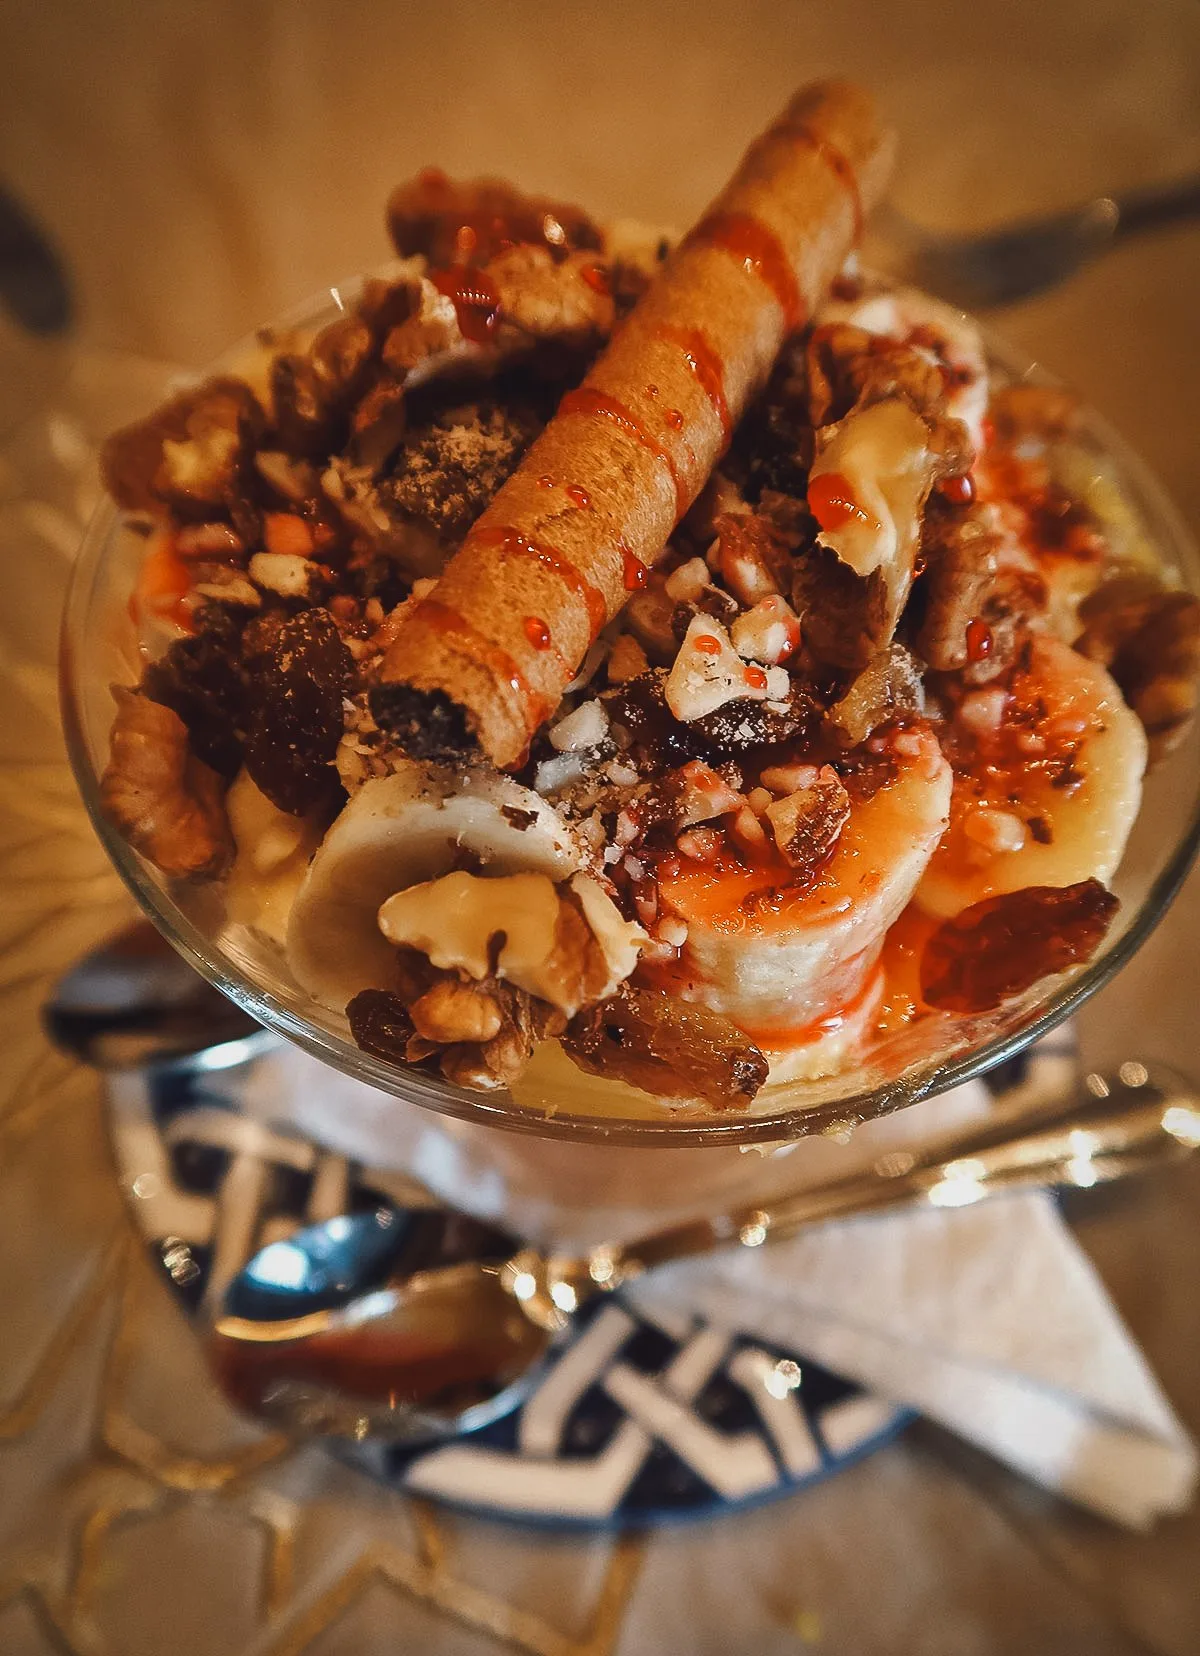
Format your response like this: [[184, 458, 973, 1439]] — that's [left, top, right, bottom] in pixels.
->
[[238, 1036, 1197, 1528]]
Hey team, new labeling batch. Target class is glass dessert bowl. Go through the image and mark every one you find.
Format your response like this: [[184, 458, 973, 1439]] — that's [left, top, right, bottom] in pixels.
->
[[60, 88, 1200, 1146]]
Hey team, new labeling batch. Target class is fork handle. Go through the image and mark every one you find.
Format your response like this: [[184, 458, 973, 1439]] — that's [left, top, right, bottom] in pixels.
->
[[1112, 175, 1200, 240]]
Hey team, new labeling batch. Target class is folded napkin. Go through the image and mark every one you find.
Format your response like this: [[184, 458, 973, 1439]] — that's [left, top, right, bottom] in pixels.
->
[[238, 1035, 1196, 1528]]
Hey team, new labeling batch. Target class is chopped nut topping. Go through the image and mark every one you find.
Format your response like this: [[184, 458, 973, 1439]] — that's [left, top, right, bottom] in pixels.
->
[[764, 765, 851, 880], [710, 512, 792, 606]]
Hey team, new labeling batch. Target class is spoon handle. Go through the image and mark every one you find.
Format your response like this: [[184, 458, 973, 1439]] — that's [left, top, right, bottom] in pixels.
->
[[596, 1066, 1199, 1285], [1112, 174, 1200, 241]]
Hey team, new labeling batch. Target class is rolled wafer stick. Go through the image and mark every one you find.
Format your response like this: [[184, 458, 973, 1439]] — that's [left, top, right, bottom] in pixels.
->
[[373, 80, 896, 768]]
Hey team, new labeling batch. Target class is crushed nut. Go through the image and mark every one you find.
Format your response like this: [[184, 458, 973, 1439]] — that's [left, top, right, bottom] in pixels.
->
[[710, 512, 792, 606], [248, 551, 317, 599], [765, 765, 851, 881], [410, 978, 503, 1044]]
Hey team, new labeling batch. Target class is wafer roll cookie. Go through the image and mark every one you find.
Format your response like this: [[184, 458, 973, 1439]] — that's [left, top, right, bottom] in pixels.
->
[[376, 80, 896, 767]]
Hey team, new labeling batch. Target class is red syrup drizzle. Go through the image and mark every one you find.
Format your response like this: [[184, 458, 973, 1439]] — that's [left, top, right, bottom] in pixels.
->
[[621, 542, 648, 590], [472, 526, 607, 638], [685, 211, 805, 332], [415, 597, 549, 720], [653, 324, 732, 443], [558, 386, 688, 516], [429, 266, 501, 343], [939, 473, 976, 506], [965, 619, 993, 662]]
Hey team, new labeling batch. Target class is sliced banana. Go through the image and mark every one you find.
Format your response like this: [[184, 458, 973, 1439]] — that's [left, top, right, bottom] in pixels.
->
[[286, 761, 581, 1011], [657, 726, 952, 1043], [224, 769, 323, 949], [916, 635, 1146, 919]]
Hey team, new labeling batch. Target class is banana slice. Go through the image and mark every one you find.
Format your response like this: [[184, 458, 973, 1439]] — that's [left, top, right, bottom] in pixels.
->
[[916, 635, 1146, 920], [656, 726, 952, 1048], [224, 770, 323, 949], [286, 762, 580, 1010]]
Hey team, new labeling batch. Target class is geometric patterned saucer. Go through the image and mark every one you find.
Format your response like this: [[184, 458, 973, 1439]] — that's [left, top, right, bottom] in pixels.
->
[[104, 1056, 913, 1529]]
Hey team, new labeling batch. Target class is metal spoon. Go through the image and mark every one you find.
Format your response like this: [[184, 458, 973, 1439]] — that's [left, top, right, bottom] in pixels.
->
[[878, 173, 1200, 309], [44, 919, 273, 1072], [211, 1061, 1200, 1444]]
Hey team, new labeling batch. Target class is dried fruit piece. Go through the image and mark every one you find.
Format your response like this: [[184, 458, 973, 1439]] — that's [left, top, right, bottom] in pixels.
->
[[563, 983, 768, 1109], [346, 987, 418, 1062], [141, 614, 249, 778], [100, 689, 233, 879], [920, 879, 1118, 1014], [244, 608, 353, 815]]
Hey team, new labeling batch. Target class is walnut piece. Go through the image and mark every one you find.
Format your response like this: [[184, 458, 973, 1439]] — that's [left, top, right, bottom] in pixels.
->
[[1076, 574, 1200, 762], [488, 245, 615, 345], [410, 978, 503, 1044], [100, 688, 233, 879], [386, 171, 602, 266], [807, 322, 947, 427], [101, 377, 265, 519], [764, 766, 851, 882], [347, 977, 566, 1092]]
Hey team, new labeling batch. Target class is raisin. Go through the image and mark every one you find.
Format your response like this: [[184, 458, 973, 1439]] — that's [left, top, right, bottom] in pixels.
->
[[694, 688, 817, 756], [141, 614, 248, 778], [347, 988, 416, 1063], [563, 984, 767, 1109], [606, 671, 714, 768], [920, 880, 1119, 1014], [244, 607, 353, 814]]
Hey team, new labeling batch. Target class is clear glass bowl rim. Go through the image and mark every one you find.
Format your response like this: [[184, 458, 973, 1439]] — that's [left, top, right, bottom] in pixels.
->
[[59, 280, 1200, 1147]]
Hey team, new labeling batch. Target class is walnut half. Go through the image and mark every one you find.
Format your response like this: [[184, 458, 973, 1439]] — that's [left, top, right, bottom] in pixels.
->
[[100, 689, 233, 879]]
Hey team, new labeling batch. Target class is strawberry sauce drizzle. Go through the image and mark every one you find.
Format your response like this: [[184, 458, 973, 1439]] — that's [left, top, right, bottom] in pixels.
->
[[474, 526, 607, 636]]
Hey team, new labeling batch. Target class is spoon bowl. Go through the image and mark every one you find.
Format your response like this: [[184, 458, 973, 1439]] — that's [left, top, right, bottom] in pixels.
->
[[45, 919, 272, 1072], [210, 1203, 549, 1439]]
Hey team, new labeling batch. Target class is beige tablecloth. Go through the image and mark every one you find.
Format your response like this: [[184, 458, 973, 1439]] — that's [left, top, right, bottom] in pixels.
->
[[2, 2, 1199, 1651]]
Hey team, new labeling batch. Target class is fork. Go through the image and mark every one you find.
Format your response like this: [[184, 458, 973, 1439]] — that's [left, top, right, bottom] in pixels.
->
[[876, 173, 1200, 310]]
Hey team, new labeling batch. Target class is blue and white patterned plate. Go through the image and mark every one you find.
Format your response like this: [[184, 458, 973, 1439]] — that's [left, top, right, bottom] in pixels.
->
[[102, 1042, 1061, 1528], [101, 1054, 924, 1528]]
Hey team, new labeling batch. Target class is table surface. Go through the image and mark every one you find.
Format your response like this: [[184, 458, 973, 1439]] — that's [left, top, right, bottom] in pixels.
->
[[2, 3, 1200, 1651]]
